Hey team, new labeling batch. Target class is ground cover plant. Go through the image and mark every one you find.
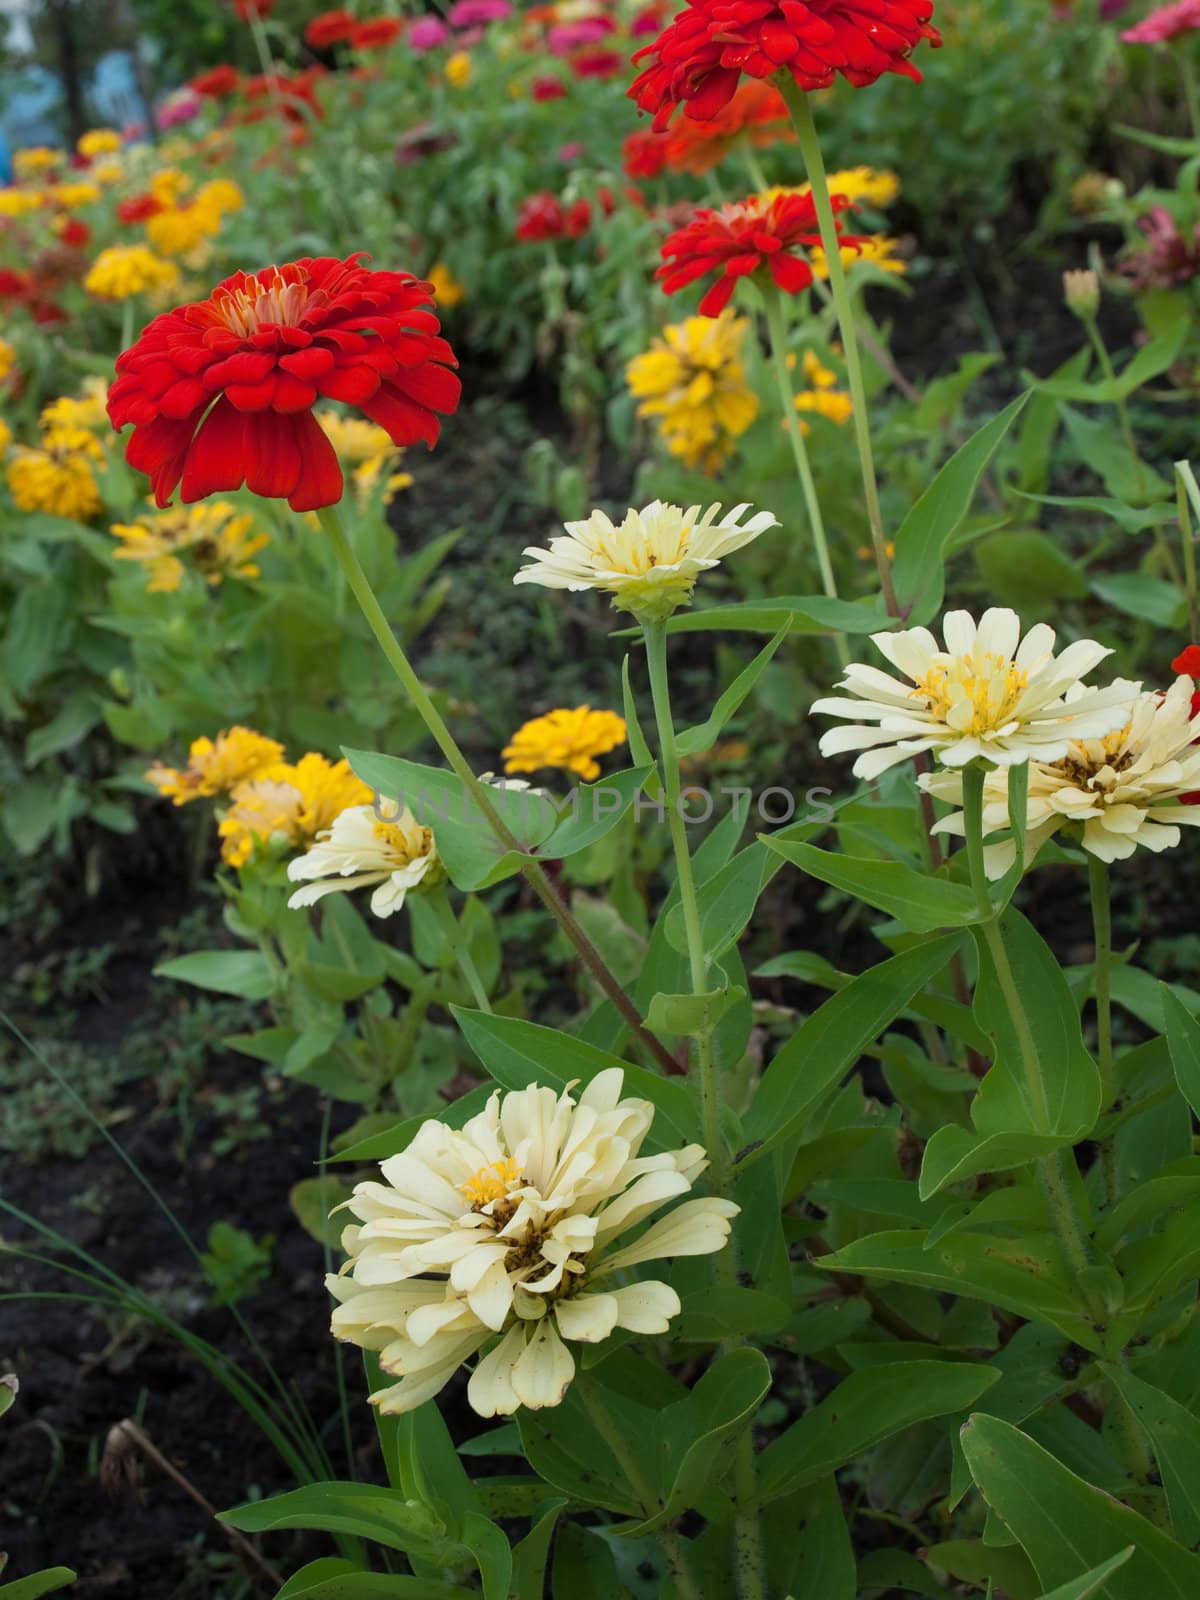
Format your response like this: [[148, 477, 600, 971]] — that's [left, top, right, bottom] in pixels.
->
[[6, 0, 1200, 1596]]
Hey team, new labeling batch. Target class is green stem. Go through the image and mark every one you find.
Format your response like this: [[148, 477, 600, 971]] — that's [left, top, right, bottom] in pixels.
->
[[1178, 49, 1200, 143], [738, 137, 770, 193], [961, 765, 1094, 1285], [759, 284, 848, 664], [1088, 855, 1114, 1103], [120, 295, 135, 352], [1083, 317, 1147, 503], [427, 882, 492, 1013], [579, 1381, 703, 1600], [1175, 460, 1200, 641], [642, 620, 725, 1173], [776, 77, 898, 617], [316, 504, 680, 1078]]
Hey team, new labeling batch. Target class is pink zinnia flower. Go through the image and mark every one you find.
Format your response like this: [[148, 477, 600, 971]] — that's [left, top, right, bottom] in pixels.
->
[[449, 0, 511, 23], [409, 15, 450, 48], [547, 17, 614, 51], [1122, 0, 1200, 41]]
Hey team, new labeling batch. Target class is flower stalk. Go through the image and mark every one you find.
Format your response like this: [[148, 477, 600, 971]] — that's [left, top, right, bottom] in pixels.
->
[[776, 77, 898, 616], [427, 882, 492, 1014], [1175, 459, 1200, 641], [316, 503, 680, 1076]]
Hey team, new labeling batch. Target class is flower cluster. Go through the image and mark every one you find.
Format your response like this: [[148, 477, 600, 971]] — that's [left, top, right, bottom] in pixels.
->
[[316, 410, 414, 508], [624, 79, 794, 178], [502, 706, 628, 780], [515, 188, 614, 242], [626, 308, 759, 469], [328, 1072, 737, 1417], [7, 425, 105, 520], [793, 347, 853, 431], [84, 244, 181, 301]]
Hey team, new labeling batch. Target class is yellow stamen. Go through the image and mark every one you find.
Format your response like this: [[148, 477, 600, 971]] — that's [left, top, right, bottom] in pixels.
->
[[914, 652, 1029, 737], [460, 1158, 522, 1207]]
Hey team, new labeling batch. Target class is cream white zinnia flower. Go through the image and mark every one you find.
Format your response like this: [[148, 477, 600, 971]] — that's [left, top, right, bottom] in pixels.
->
[[327, 1070, 738, 1417], [922, 675, 1200, 875], [513, 499, 777, 621], [813, 607, 1137, 779], [287, 802, 442, 918]]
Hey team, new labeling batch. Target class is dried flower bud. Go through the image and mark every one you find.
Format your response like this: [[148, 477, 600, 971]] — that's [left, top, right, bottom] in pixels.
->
[[1063, 268, 1101, 321]]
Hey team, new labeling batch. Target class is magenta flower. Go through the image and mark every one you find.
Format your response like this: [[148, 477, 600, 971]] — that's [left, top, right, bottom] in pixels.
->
[[546, 17, 614, 52], [449, 0, 511, 23], [409, 15, 450, 48], [1120, 205, 1200, 288], [1122, 0, 1200, 42]]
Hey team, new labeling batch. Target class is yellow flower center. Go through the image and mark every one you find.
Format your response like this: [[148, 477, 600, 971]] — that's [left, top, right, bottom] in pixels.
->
[[914, 654, 1029, 736], [460, 1158, 522, 1207], [208, 265, 312, 337]]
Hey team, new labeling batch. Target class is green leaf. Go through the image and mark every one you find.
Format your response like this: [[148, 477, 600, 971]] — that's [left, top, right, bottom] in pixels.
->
[[893, 393, 1030, 623], [754, 1362, 1000, 1506], [665, 841, 771, 960], [767, 1477, 856, 1600], [919, 910, 1102, 1198], [1090, 573, 1183, 628], [289, 1176, 353, 1249], [511, 1497, 568, 1600], [975, 531, 1089, 611], [0, 1573, 77, 1600], [621, 656, 656, 771], [817, 1231, 1098, 1348], [760, 836, 980, 934], [1061, 407, 1171, 503], [292, 960, 383, 1003], [273, 1561, 476, 1598], [541, 767, 653, 861], [154, 949, 280, 1000], [646, 594, 888, 635], [645, 986, 745, 1036], [740, 935, 963, 1168], [451, 1008, 698, 1145], [1099, 1364, 1200, 1547], [1019, 493, 1179, 535], [676, 623, 790, 756], [23, 693, 102, 768], [1034, 322, 1187, 402], [960, 1413, 1200, 1596], [551, 1525, 625, 1598], [326, 1085, 496, 1165], [395, 1400, 478, 1534], [220, 1483, 467, 1566], [518, 1389, 641, 1517], [1160, 985, 1200, 1119], [1033, 1550, 1136, 1600], [462, 1512, 512, 1600], [622, 1348, 772, 1534]]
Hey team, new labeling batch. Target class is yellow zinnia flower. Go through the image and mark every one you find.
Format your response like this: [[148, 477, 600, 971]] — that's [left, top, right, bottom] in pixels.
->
[[218, 755, 372, 868], [41, 378, 109, 433], [445, 51, 472, 87], [427, 262, 465, 309], [0, 419, 12, 455], [811, 234, 907, 280], [0, 339, 15, 383], [78, 129, 122, 159], [111, 500, 270, 592], [149, 167, 192, 205], [502, 706, 628, 782], [13, 147, 61, 179], [317, 410, 412, 507], [821, 166, 900, 208], [7, 426, 104, 521], [47, 180, 101, 209], [84, 245, 181, 301], [145, 200, 222, 257], [626, 309, 759, 474], [146, 727, 286, 806], [0, 188, 45, 217]]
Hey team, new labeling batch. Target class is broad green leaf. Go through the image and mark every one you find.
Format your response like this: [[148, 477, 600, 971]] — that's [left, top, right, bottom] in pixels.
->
[[154, 949, 280, 1001], [1061, 407, 1171, 504], [518, 1388, 641, 1517], [741, 935, 963, 1168], [767, 1477, 856, 1600], [220, 1483, 468, 1565], [919, 911, 1102, 1198], [1091, 573, 1183, 628], [754, 1361, 999, 1506], [893, 393, 1030, 623], [462, 1512, 512, 1600], [23, 693, 102, 768], [451, 1008, 698, 1145], [760, 836, 980, 934], [665, 841, 770, 961], [645, 986, 744, 1036], [649, 594, 888, 636], [623, 1348, 772, 1534], [289, 1176, 353, 1249], [961, 1413, 1200, 1596], [551, 1525, 626, 1598], [0, 1575, 77, 1600], [914, 352, 1002, 430], [922, 1540, 1039, 1598], [1161, 985, 1200, 1120], [817, 1231, 1098, 1348], [676, 623, 790, 756], [326, 1085, 495, 1164], [975, 530, 1089, 611], [0, 1374, 15, 1419], [511, 1498, 568, 1600], [274, 1561, 475, 1598], [1100, 1364, 1200, 1546], [1034, 1549, 1136, 1600], [541, 767, 653, 860], [1034, 322, 1187, 403], [396, 1401, 479, 1534]]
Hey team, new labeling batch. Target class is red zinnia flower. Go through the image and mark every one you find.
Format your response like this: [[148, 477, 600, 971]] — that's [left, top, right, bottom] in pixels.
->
[[107, 255, 460, 513], [531, 74, 568, 99], [305, 8, 357, 47], [570, 48, 625, 77], [624, 126, 672, 178], [229, 0, 273, 17], [1173, 645, 1200, 679], [630, 0, 942, 129], [516, 192, 568, 240], [658, 189, 866, 314], [58, 217, 91, 248], [190, 64, 240, 96], [350, 17, 404, 48], [664, 79, 794, 173], [118, 193, 164, 224]]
